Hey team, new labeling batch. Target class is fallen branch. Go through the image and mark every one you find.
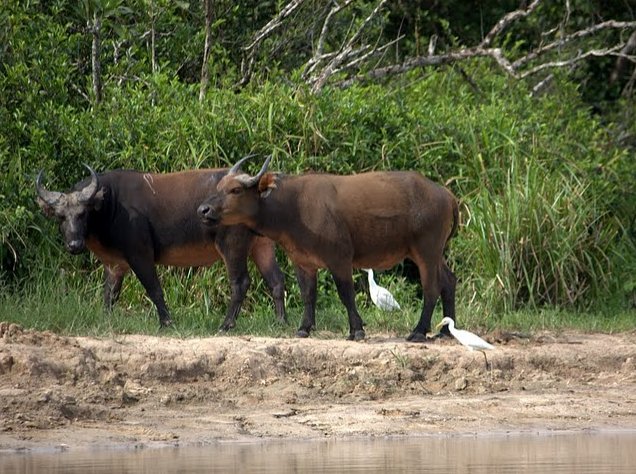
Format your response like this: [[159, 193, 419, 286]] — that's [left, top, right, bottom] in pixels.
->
[[338, 4, 636, 90], [238, 0, 636, 93], [519, 44, 630, 78], [512, 20, 636, 70]]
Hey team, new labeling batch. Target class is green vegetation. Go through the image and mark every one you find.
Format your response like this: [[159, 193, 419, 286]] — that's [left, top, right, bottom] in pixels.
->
[[1, 266, 633, 338], [1, 2, 634, 338]]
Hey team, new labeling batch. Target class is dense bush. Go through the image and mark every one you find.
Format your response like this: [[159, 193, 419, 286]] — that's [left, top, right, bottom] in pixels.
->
[[2, 63, 634, 323]]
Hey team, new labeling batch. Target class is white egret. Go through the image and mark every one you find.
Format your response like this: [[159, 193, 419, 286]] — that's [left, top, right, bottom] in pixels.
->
[[363, 269, 401, 311], [435, 317, 494, 368]]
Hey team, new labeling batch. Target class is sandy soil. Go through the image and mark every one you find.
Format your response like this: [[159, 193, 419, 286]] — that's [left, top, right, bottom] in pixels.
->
[[1, 321, 635, 452]]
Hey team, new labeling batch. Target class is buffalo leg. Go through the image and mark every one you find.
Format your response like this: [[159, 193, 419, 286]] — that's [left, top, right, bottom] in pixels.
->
[[407, 260, 441, 342], [250, 237, 287, 324], [127, 257, 172, 327], [439, 262, 457, 336], [331, 271, 365, 341], [219, 256, 251, 331], [103, 264, 128, 311], [215, 227, 253, 331], [295, 265, 317, 338], [408, 295, 438, 342]]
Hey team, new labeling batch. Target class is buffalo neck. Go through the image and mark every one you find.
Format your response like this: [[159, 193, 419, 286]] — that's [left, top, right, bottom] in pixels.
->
[[252, 176, 301, 241], [87, 183, 116, 238]]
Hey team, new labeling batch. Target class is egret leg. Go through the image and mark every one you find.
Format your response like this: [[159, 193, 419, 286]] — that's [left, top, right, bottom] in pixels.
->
[[439, 263, 456, 337], [480, 350, 490, 371]]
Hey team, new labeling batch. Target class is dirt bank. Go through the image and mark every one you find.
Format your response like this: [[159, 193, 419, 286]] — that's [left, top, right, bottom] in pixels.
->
[[1, 322, 635, 451]]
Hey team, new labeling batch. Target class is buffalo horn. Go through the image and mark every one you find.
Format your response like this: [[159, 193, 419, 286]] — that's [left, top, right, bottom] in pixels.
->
[[228, 153, 257, 175], [35, 170, 64, 206], [241, 154, 273, 188], [77, 164, 99, 202]]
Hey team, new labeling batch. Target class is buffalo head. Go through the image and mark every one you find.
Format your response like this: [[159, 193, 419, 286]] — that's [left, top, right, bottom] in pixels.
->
[[198, 155, 275, 226], [36, 164, 104, 254]]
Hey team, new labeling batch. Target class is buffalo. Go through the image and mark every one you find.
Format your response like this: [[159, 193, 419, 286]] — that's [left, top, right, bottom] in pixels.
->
[[36, 165, 286, 329], [197, 156, 458, 341]]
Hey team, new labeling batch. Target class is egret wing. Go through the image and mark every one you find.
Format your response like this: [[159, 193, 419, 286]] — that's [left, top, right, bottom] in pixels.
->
[[455, 328, 494, 351], [377, 288, 401, 311]]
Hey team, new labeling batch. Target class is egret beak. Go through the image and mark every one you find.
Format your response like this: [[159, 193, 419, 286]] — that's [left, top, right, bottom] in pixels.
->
[[434, 321, 444, 331]]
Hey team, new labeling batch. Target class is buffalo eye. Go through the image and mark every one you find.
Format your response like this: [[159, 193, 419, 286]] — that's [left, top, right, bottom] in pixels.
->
[[229, 187, 242, 195]]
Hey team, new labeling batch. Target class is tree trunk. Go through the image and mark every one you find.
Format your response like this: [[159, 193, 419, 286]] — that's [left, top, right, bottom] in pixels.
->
[[91, 13, 102, 104], [150, 4, 157, 74], [199, 0, 213, 102], [610, 30, 636, 86]]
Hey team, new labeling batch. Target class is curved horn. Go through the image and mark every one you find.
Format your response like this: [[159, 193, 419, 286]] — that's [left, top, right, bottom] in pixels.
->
[[77, 164, 99, 202], [35, 170, 64, 206], [242, 155, 273, 188], [228, 153, 257, 175]]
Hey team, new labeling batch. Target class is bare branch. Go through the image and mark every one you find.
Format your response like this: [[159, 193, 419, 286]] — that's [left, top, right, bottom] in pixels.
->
[[309, 0, 389, 93], [530, 73, 554, 97], [316, 1, 354, 58], [240, 0, 636, 94], [340, 35, 404, 73], [428, 34, 438, 56], [344, 46, 517, 85], [71, 82, 91, 103], [345, 0, 387, 49], [199, 0, 214, 102], [480, 0, 541, 48], [519, 44, 630, 78], [513, 20, 636, 69], [238, 0, 308, 87], [331, 6, 636, 91], [622, 65, 636, 98], [303, 0, 533, 89], [611, 29, 636, 85], [244, 0, 307, 51], [304, 0, 355, 80]]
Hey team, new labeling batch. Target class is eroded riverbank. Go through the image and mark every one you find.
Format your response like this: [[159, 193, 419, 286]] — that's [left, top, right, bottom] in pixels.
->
[[1, 323, 635, 451]]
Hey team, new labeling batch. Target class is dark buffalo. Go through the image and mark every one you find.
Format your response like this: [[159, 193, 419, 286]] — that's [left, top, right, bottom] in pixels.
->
[[36, 165, 286, 329], [197, 156, 458, 341]]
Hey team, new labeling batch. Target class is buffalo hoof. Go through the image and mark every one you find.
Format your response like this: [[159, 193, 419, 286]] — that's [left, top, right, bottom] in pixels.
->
[[296, 329, 310, 338], [347, 330, 366, 341], [406, 331, 427, 342], [160, 319, 173, 328], [219, 321, 236, 332]]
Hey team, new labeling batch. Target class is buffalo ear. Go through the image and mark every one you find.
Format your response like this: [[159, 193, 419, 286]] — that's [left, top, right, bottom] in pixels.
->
[[36, 197, 55, 217], [91, 187, 106, 211], [258, 173, 277, 198]]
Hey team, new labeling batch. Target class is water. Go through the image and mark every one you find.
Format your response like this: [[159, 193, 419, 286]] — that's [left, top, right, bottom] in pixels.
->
[[2, 431, 635, 473]]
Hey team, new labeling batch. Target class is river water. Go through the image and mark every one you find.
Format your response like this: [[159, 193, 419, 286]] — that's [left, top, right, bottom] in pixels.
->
[[2, 431, 635, 473]]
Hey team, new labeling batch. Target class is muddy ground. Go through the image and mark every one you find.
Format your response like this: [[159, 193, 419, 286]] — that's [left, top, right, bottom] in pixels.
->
[[1, 321, 635, 452]]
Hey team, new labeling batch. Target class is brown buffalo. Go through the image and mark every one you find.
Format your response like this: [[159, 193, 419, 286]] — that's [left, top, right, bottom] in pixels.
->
[[37, 165, 286, 329], [197, 156, 458, 341]]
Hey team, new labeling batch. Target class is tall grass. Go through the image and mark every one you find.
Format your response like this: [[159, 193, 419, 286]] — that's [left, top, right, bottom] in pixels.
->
[[456, 154, 621, 314], [1, 267, 633, 338]]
